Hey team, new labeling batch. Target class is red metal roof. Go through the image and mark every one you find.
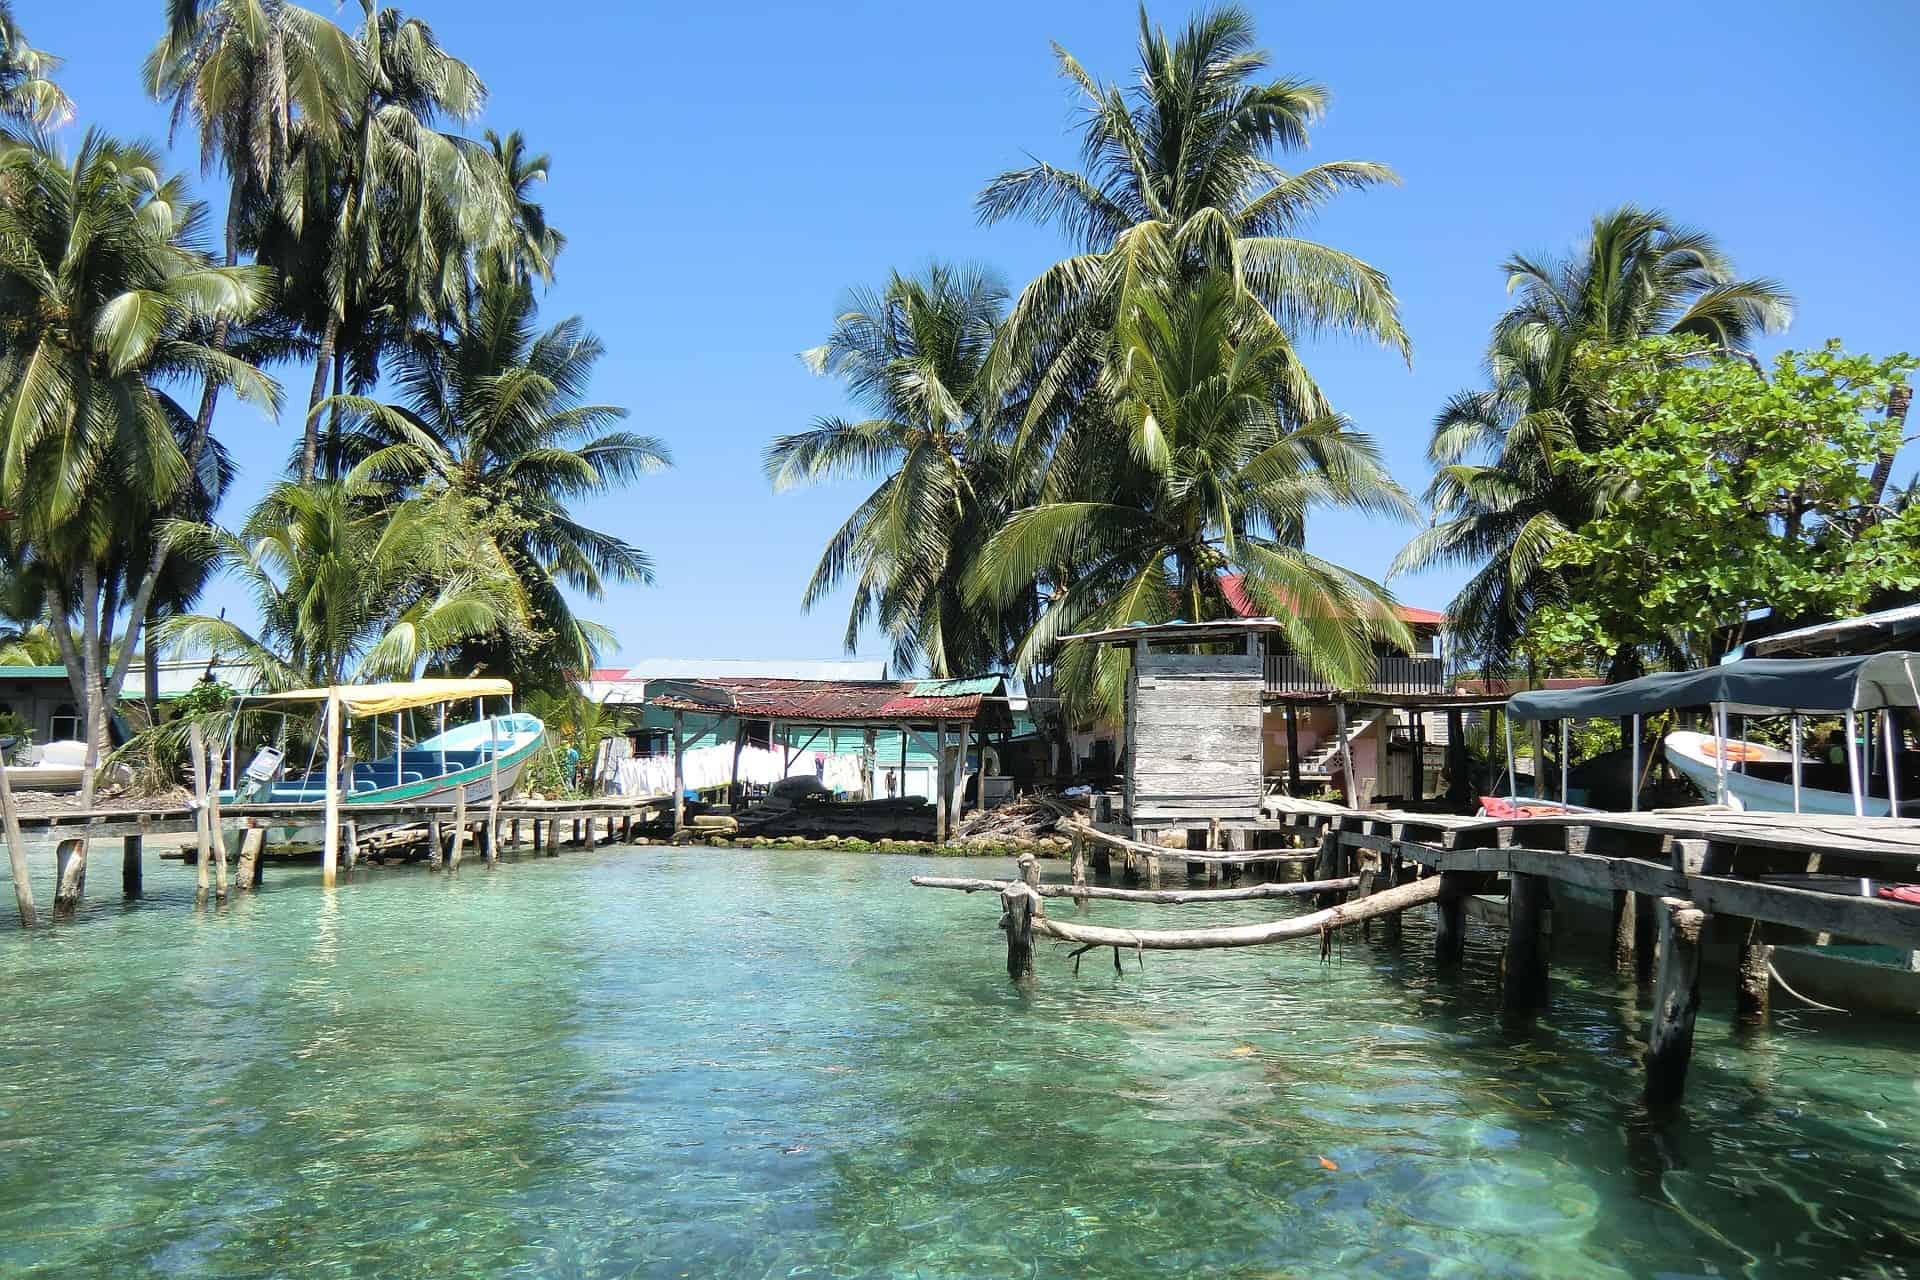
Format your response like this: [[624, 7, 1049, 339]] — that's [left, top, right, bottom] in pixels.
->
[[1219, 575, 1445, 626], [646, 677, 1009, 728]]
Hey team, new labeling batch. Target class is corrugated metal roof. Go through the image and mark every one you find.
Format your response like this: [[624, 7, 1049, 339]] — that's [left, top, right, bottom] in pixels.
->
[[910, 676, 1003, 697], [645, 676, 1010, 730]]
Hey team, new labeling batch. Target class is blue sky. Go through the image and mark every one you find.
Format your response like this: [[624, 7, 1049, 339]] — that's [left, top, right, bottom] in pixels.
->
[[33, 0, 1920, 671]]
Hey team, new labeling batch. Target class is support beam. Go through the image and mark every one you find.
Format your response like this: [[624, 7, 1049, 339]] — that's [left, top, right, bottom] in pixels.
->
[[121, 834, 142, 900], [1502, 873, 1551, 1017], [1736, 927, 1771, 1025], [1284, 702, 1302, 797], [671, 709, 686, 836], [0, 754, 34, 927], [933, 720, 949, 845], [1435, 870, 1472, 968], [448, 789, 468, 870], [1646, 898, 1706, 1105], [189, 722, 211, 904], [321, 694, 341, 888], [1609, 890, 1636, 975], [235, 828, 263, 892]]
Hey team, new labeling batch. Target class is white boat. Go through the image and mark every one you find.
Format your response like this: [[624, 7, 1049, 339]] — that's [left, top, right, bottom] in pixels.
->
[[3, 739, 89, 793], [1661, 729, 1892, 816]]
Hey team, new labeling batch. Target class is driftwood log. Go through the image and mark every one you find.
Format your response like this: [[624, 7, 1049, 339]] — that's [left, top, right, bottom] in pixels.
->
[[911, 875, 1361, 904], [1026, 875, 1443, 951]]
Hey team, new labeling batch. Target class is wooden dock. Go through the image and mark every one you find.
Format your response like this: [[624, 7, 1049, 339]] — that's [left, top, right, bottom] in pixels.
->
[[4, 794, 669, 918], [916, 798, 1920, 1105]]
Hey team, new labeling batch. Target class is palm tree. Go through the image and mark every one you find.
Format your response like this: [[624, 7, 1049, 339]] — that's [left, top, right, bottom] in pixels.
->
[[978, 4, 1405, 441], [160, 473, 529, 688], [320, 276, 667, 681], [767, 264, 1033, 676], [0, 3, 73, 132], [1393, 206, 1791, 674], [482, 128, 565, 288], [968, 269, 1413, 717], [272, 3, 506, 481], [0, 129, 274, 911]]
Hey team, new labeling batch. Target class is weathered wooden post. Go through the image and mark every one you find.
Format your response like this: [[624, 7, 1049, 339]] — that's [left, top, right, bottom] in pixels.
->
[[121, 835, 142, 900], [1647, 898, 1706, 1105], [448, 789, 468, 870], [207, 744, 230, 899], [1206, 818, 1222, 886], [321, 693, 342, 888], [546, 818, 560, 856], [1284, 702, 1302, 796], [999, 880, 1039, 982], [671, 709, 686, 837], [1609, 890, 1636, 975], [343, 819, 359, 873], [584, 814, 597, 850], [1736, 926, 1771, 1025], [189, 723, 211, 904], [485, 705, 502, 865], [1017, 852, 1040, 889], [1380, 853, 1402, 943], [53, 838, 85, 917], [1313, 830, 1342, 907], [1633, 892, 1657, 985], [427, 817, 444, 869], [1435, 870, 1472, 968], [1069, 831, 1088, 902], [235, 828, 264, 893], [1334, 700, 1358, 807], [0, 753, 35, 927], [530, 817, 541, 855], [1502, 873, 1551, 1017], [933, 719, 949, 844]]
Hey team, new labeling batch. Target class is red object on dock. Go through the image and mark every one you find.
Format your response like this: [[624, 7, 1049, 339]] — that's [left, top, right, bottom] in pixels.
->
[[1876, 884, 1920, 904]]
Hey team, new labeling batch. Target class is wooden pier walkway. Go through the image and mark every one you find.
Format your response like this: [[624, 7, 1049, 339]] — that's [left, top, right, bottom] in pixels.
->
[[916, 798, 1920, 1105]]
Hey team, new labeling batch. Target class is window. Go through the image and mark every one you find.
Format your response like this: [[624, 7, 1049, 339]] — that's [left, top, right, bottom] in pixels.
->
[[49, 704, 80, 742], [743, 719, 772, 750]]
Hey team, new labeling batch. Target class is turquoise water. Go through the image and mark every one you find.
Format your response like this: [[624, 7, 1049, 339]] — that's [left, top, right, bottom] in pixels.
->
[[2, 847, 1918, 1277]]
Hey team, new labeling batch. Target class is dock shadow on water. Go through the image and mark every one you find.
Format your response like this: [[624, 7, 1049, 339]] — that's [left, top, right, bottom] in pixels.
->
[[2, 848, 1918, 1277]]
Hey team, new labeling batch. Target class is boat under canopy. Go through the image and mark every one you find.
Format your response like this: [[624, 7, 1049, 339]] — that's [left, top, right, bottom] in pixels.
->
[[1506, 653, 1920, 721]]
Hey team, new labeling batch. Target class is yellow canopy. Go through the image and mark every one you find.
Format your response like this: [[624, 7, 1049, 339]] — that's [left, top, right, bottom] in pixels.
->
[[242, 677, 515, 717]]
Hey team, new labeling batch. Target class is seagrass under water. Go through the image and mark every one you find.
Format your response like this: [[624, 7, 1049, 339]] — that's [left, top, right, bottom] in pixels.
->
[[1, 847, 1916, 1276]]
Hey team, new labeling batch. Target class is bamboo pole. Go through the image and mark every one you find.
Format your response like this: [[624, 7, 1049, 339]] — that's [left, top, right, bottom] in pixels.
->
[[910, 875, 1360, 903], [189, 722, 211, 902], [1025, 875, 1442, 951], [321, 693, 341, 888], [1, 748, 35, 927]]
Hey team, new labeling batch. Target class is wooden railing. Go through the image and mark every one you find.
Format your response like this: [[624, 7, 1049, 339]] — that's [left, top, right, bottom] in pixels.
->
[[1265, 653, 1447, 696]]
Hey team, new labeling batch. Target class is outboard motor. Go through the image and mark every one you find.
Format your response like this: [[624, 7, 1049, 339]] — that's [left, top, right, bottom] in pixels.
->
[[237, 744, 285, 802]]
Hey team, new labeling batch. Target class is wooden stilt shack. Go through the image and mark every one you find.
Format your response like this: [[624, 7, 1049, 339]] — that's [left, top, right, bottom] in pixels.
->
[[633, 675, 1013, 841]]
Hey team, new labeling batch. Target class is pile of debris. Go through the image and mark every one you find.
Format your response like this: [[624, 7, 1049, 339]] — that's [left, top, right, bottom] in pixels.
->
[[952, 792, 1083, 846]]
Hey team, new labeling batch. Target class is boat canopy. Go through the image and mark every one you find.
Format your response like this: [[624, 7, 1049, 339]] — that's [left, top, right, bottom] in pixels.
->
[[238, 677, 515, 717], [1507, 653, 1920, 721]]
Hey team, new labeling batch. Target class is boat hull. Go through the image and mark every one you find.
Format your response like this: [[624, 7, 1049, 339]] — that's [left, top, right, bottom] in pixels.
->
[[1662, 729, 1891, 816]]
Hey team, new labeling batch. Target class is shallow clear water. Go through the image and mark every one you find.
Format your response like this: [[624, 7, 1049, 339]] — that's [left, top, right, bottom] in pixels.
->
[[2, 847, 1918, 1277]]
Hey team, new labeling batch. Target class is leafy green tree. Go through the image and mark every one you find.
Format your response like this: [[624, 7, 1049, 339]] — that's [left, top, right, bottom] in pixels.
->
[[979, 4, 1405, 441], [159, 473, 530, 687], [1529, 338, 1920, 667], [768, 264, 1033, 676], [1394, 206, 1792, 674], [322, 277, 666, 682], [968, 269, 1413, 717]]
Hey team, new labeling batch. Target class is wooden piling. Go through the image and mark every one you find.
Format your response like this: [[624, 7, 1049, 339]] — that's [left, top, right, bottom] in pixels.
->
[[1646, 898, 1706, 1105], [0, 754, 34, 927], [1502, 873, 1551, 1017], [1736, 925, 1771, 1025], [53, 838, 84, 916], [207, 745, 229, 900], [121, 834, 142, 900], [427, 818, 444, 869], [671, 709, 686, 836], [1609, 890, 1636, 975], [235, 828, 264, 893], [1380, 854, 1402, 943], [1435, 870, 1472, 968], [584, 816, 597, 851], [1000, 880, 1039, 981], [547, 818, 560, 856], [1313, 831, 1342, 907], [321, 693, 342, 888], [1633, 891, 1657, 985], [1017, 852, 1040, 889], [343, 820, 359, 874], [530, 819, 542, 855], [449, 790, 468, 869], [189, 723, 211, 903]]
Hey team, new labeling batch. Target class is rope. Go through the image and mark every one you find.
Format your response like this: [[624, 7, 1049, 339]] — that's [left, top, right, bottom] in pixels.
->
[[1767, 958, 1850, 1014]]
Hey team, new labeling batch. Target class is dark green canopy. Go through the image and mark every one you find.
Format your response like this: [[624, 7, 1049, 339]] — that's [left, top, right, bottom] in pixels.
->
[[1507, 653, 1920, 721]]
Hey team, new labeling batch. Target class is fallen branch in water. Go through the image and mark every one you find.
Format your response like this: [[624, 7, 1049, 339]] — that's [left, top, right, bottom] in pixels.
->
[[1026, 874, 1443, 951], [909, 874, 1360, 903]]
